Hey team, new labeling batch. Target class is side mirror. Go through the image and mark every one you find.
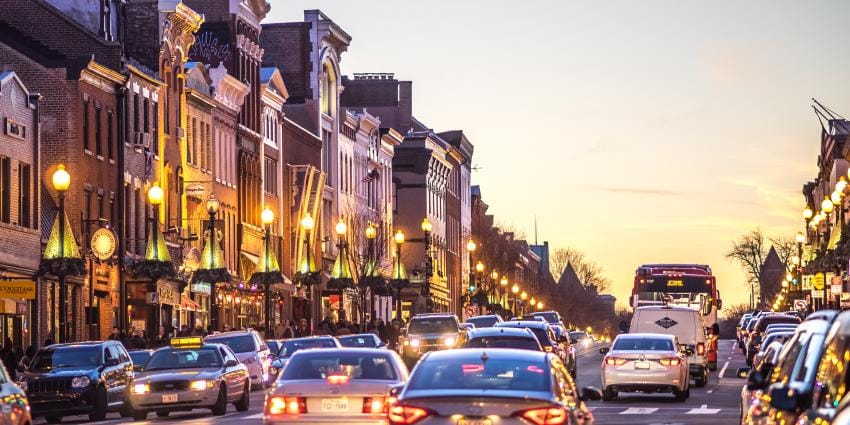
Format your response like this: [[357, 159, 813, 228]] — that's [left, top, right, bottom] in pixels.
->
[[768, 385, 800, 411], [746, 369, 766, 390], [580, 386, 603, 401], [717, 299, 723, 310], [599, 347, 609, 355], [224, 359, 239, 368], [737, 367, 751, 379]]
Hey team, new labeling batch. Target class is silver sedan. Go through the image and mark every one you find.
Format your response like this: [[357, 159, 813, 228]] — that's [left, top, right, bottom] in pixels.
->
[[600, 333, 690, 401], [264, 348, 408, 425]]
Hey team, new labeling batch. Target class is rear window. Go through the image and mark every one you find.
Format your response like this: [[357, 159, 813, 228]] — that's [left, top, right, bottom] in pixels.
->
[[467, 316, 499, 328], [206, 335, 257, 353], [532, 312, 559, 324], [613, 338, 674, 351], [281, 338, 337, 357], [465, 336, 542, 351], [755, 317, 800, 333], [338, 336, 378, 348], [129, 351, 151, 367], [409, 317, 458, 334], [409, 357, 550, 392], [281, 353, 397, 381]]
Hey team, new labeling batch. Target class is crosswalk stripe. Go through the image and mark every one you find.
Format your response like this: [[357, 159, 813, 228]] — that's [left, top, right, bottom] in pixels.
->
[[619, 407, 659, 414], [245, 413, 264, 419]]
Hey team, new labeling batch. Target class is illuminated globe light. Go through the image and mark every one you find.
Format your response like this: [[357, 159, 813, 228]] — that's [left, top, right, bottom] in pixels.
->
[[786, 272, 793, 281], [365, 223, 377, 240], [796, 232, 805, 244], [804, 207, 814, 220], [147, 182, 164, 206], [586, 326, 593, 334], [301, 213, 314, 231], [792, 255, 800, 265], [536, 301, 543, 310], [261, 206, 275, 225], [394, 229, 405, 245], [832, 190, 842, 206], [822, 197, 834, 214], [335, 219, 347, 236], [52, 164, 71, 192], [500, 276, 508, 286], [782, 280, 789, 288], [838, 178, 848, 193], [511, 283, 519, 294], [475, 261, 485, 273], [520, 291, 528, 301], [466, 239, 477, 253], [206, 194, 220, 215], [421, 218, 432, 233]]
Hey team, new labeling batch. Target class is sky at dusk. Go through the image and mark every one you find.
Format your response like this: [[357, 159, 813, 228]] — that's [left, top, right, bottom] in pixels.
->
[[266, 0, 850, 310]]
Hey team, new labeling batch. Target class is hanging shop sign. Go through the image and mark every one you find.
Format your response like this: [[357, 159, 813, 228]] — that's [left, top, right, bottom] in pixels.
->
[[812, 289, 824, 299], [0, 280, 35, 300], [812, 273, 825, 291], [191, 282, 211, 295], [90, 228, 117, 261], [802, 275, 813, 291]]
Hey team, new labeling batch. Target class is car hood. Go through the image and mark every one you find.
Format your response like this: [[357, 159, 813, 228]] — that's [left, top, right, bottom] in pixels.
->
[[406, 333, 457, 339], [135, 368, 221, 382], [22, 367, 98, 379]]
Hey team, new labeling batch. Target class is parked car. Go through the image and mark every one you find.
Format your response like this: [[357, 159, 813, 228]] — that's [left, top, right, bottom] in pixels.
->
[[465, 314, 503, 328], [18, 341, 133, 422], [743, 314, 835, 425], [205, 329, 272, 389], [338, 333, 386, 348], [128, 336, 250, 420], [751, 331, 793, 367], [629, 305, 709, 387], [264, 348, 408, 424], [746, 314, 801, 366], [390, 348, 600, 425], [270, 336, 341, 381], [399, 313, 461, 368], [495, 320, 577, 377], [737, 313, 754, 346], [457, 327, 543, 351], [739, 340, 783, 424], [0, 362, 30, 425], [531, 310, 568, 329], [599, 333, 690, 402], [128, 349, 154, 373]]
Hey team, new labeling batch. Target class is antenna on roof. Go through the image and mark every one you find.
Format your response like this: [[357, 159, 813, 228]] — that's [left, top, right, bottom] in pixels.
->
[[534, 216, 538, 246]]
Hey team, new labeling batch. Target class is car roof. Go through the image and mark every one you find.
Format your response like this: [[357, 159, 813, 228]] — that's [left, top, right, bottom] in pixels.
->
[[338, 333, 377, 339], [290, 347, 389, 356], [531, 311, 560, 316], [635, 305, 699, 312], [830, 310, 850, 336], [795, 317, 832, 335], [411, 313, 457, 318], [495, 321, 549, 329], [205, 330, 258, 338], [44, 341, 114, 349], [615, 333, 675, 340], [468, 315, 502, 320], [805, 310, 839, 323], [466, 327, 535, 338], [154, 342, 225, 352], [422, 348, 550, 363]]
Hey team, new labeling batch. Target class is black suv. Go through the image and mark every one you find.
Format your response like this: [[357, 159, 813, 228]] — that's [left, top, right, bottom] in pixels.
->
[[18, 341, 133, 423], [496, 320, 577, 377], [400, 313, 461, 368]]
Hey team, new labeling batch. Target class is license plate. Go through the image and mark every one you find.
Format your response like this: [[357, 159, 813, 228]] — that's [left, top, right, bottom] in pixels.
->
[[321, 398, 348, 412], [634, 361, 650, 370], [459, 418, 492, 425], [161, 393, 178, 403]]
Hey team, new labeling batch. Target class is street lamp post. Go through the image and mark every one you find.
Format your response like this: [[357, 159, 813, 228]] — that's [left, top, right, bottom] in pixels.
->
[[392, 230, 407, 320], [421, 218, 433, 313], [511, 283, 519, 316], [329, 220, 354, 321], [823, 197, 834, 309], [261, 207, 275, 334], [520, 291, 528, 315], [147, 183, 164, 336], [466, 239, 476, 306], [499, 276, 508, 310]]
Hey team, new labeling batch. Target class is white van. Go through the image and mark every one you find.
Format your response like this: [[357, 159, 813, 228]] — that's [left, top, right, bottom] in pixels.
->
[[629, 305, 709, 387]]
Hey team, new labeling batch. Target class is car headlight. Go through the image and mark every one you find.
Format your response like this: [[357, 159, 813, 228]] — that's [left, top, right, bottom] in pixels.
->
[[71, 376, 91, 388], [443, 337, 456, 347], [190, 380, 215, 391], [133, 383, 150, 394], [409, 338, 420, 348]]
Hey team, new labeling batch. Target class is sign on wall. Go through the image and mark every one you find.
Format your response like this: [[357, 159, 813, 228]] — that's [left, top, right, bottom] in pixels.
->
[[0, 281, 35, 300]]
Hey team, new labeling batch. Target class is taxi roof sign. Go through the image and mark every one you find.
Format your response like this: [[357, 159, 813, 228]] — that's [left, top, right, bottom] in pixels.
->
[[170, 336, 203, 349]]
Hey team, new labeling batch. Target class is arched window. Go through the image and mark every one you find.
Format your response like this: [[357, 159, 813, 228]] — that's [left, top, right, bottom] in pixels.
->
[[321, 62, 336, 117]]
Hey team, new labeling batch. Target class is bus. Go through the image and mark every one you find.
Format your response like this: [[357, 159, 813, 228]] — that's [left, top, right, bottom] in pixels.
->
[[631, 264, 722, 370]]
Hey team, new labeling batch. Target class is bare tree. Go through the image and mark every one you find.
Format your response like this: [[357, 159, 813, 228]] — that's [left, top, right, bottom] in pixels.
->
[[549, 247, 611, 292], [726, 229, 767, 287], [768, 235, 796, 267]]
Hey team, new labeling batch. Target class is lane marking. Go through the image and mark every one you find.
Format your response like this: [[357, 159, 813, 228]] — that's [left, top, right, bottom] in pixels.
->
[[619, 407, 659, 414], [245, 413, 264, 419], [707, 390, 713, 394], [719, 361, 729, 378], [686, 404, 722, 414]]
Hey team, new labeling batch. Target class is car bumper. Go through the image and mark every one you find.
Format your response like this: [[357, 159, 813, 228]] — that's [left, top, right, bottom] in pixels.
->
[[603, 367, 686, 391], [28, 390, 96, 417], [265, 413, 387, 425], [130, 388, 220, 412]]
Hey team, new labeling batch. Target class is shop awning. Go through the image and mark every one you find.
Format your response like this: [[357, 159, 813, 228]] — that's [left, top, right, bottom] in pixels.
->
[[829, 221, 842, 250], [181, 294, 200, 310]]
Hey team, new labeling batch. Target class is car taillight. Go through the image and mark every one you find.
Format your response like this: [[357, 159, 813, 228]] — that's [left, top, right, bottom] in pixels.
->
[[696, 342, 705, 356], [267, 396, 306, 415], [605, 357, 626, 366], [658, 358, 681, 366], [515, 406, 568, 425], [363, 397, 386, 413], [327, 375, 350, 385], [388, 405, 431, 425]]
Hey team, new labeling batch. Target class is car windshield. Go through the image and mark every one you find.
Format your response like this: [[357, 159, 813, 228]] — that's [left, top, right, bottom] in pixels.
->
[[409, 356, 550, 391], [338, 336, 378, 348], [29, 346, 101, 371], [465, 336, 541, 351], [145, 347, 222, 370], [281, 353, 397, 381], [206, 335, 256, 353], [467, 316, 499, 328], [266, 341, 281, 354], [408, 318, 457, 334], [129, 351, 151, 367], [532, 312, 559, 324], [613, 338, 674, 351], [280, 339, 337, 357], [570, 331, 588, 340]]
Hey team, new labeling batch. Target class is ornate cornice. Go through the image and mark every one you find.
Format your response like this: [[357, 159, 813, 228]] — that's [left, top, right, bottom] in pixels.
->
[[209, 63, 249, 112], [236, 34, 264, 61]]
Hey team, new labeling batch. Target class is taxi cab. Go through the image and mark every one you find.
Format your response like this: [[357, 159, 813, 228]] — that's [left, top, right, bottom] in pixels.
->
[[128, 336, 251, 420]]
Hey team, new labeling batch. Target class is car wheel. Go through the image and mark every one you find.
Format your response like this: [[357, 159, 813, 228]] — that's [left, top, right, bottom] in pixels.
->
[[673, 387, 687, 402], [88, 386, 107, 421], [602, 387, 617, 401], [45, 417, 61, 424], [156, 410, 170, 418], [119, 401, 131, 418], [234, 382, 250, 412], [694, 370, 707, 388], [131, 409, 147, 421], [211, 384, 228, 416]]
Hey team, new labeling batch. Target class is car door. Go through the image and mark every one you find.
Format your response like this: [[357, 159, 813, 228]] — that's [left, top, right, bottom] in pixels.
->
[[103, 345, 122, 404], [114, 345, 132, 405], [220, 347, 244, 400]]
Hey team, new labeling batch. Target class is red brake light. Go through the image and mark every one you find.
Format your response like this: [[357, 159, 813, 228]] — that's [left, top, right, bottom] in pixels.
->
[[696, 342, 705, 356], [517, 406, 568, 425], [388, 405, 431, 425], [327, 374, 350, 385], [267, 396, 306, 415], [658, 358, 680, 366], [605, 357, 626, 366], [363, 397, 386, 414]]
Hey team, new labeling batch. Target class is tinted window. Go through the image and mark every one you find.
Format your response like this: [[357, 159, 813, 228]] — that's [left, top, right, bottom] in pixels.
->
[[467, 316, 499, 328], [409, 357, 550, 392], [532, 312, 559, 324], [206, 335, 257, 353], [30, 346, 102, 371], [408, 317, 457, 334], [146, 347, 222, 370], [281, 353, 397, 381], [613, 338, 674, 351], [281, 338, 337, 357], [793, 333, 825, 384], [338, 336, 378, 348], [129, 351, 151, 367], [755, 316, 800, 333], [465, 336, 541, 351], [813, 334, 850, 409], [267, 341, 282, 354]]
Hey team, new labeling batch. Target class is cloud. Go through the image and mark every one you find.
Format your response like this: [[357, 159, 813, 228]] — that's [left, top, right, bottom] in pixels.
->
[[592, 186, 684, 197]]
